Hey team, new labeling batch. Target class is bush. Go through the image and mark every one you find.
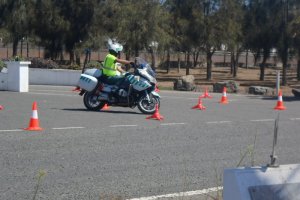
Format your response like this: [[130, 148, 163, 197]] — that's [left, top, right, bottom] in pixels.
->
[[0, 60, 6, 72], [68, 64, 81, 70], [30, 58, 59, 69], [86, 61, 102, 69]]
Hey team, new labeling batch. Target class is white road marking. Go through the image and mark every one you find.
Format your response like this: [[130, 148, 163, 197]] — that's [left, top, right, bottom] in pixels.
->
[[28, 92, 77, 97], [206, 121, 232, 124], [52, 127, 85, 130], [30, 89, 75, 93], [0, 129, 23, 132], [250, 119, 274, 122], [160, 123, 186, 126], [127, 186, 223, 200], [109, 125, 138, 128], [161, 95, 196, 100], [290, 118, 300, 121]]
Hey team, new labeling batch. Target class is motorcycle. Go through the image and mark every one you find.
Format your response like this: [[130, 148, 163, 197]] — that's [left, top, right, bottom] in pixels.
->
[[77, 57, 160, 114]]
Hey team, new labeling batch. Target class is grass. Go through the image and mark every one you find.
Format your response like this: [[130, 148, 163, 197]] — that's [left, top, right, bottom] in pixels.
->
[[32, 170, 47, 200]]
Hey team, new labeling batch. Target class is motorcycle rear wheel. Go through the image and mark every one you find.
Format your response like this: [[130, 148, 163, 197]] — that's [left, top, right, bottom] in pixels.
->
[[83, 91, 105, 111], [137, 94, 160, 114]]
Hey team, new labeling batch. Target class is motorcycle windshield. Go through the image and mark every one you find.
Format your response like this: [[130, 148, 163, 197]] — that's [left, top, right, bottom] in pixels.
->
[[135, 57, 156, 83]]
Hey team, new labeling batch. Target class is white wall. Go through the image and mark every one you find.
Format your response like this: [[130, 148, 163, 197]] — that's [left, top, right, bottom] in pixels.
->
[[0, 72, 8, 90], [29, 68, 81, 86]]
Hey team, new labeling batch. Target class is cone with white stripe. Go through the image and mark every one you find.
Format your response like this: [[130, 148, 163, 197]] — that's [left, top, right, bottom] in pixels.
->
[[219, 87, 229, 104], [24, 101, 43, 131], [274, 90, 286, 110]]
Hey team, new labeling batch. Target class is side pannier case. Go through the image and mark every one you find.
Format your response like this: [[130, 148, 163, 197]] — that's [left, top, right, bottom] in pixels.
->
[[78, 74, 98, 92]]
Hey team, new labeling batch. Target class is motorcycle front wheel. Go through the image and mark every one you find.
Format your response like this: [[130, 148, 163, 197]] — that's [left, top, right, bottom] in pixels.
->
[[83, 91, 105, 111], [137, 94, 160, 114]]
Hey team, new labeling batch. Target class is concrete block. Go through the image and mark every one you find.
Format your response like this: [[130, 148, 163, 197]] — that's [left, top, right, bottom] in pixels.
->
[[223, 164, 300, 200]]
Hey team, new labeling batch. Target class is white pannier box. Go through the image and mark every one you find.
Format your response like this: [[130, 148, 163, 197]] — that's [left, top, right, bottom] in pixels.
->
[[78, 74, 98, 92], [84, 68, 102, 78]]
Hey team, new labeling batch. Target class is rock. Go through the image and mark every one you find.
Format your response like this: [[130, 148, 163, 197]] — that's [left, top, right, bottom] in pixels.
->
[[292, 89, 300, 98], [213, 81, 239, 93], [173, 75, 196, 91], [249, 86, 275, 95]]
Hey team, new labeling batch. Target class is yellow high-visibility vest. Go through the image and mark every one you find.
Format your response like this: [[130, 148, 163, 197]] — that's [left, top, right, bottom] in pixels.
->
[[102, 54, 117, 76]]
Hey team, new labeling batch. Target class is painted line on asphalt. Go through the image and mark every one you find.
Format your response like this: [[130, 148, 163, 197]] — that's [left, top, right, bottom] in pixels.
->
[[30, 89, 76, 93], [28, 92, 77, 97], [52, 127, 85, 130], [290, 118, 300, 121], [127, 186, 223, 200], [250, 119, 274, 122], [109, 125, 138, 128], [160, 123, 186, 126], [0, 129, 23, 132], [206, 121, 232, 124]]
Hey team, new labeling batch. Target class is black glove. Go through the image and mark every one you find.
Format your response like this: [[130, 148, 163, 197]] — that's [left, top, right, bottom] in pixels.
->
[[130, 62, 136, 68]]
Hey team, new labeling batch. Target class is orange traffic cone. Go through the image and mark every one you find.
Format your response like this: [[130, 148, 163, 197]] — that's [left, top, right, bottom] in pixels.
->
[[24, 102, 43, 131], [101, 103, 110, 110], [200, 87, 212, 98], [192, 97, 206, 110], [219, 87, 229, 104], [274, 90, 286, 110], [146, 104, 164, 121], [72, 86, 81, 92], [0, 105, 3, 110]]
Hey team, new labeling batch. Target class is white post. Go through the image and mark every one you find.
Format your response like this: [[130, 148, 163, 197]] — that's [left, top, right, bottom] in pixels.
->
[[6, 61, 31, 92], [276, 70, 280, 95]]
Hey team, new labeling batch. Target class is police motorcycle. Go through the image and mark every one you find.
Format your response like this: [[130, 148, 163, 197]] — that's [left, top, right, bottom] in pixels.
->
[[77, 57, 160, 114]]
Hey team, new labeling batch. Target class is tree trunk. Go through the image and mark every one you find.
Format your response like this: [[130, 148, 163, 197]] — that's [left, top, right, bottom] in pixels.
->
[[60, 50, 64, 61], [297, 49, 300, 81], [134, 46, 139, 57], [186, 51, 190, 75], [282, 50, 288, 86], [12, 38, 18, 57], [82, 51, 89, 73], [260, 56, 267, 81], [297, 58, 300, 81], [125, 51, 131, 71], [233, 50, 240, 78], [223, 50, 227, 67], [245, 50, 248, 69], [206, 52, 212, 81], [69, 50, 75, 64], [193, 51, 199, 68], [75, 51, 80, 65], [177, 53, 181, 73], [230, 52, 234, 74], [20, 39, 23, 57], [149, 47, 156, 70], [166, 50, 170, 74], [26, 40, 29, 58]]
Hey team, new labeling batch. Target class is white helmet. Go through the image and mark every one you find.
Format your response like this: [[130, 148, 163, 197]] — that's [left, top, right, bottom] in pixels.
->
[[108, 38, 123, 54]]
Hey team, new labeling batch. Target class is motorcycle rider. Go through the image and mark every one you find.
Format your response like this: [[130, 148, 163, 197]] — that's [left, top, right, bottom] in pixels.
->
[[102, 39, 134, 86]]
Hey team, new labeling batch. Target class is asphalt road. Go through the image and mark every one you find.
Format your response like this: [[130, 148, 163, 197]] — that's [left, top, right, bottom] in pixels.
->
[[1, 85, 300, 200]]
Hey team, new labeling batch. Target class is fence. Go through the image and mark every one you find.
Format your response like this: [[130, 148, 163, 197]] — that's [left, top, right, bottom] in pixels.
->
[[0, 43, 298, 69]]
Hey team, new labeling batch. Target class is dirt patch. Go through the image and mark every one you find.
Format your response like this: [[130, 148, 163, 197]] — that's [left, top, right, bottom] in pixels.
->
[[156, 66, 300, 97]]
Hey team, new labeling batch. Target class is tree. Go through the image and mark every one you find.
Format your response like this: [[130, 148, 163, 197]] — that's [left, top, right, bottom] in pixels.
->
[[289, 2, 300, 80], [244, 0, 282, 81], [194, 0, 224, 80], [0, 0, 34, 57], [33, 0, 68, 60], [220, 0, 245, 78]]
